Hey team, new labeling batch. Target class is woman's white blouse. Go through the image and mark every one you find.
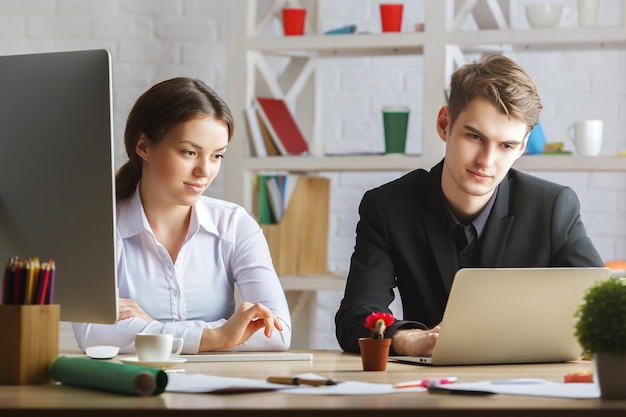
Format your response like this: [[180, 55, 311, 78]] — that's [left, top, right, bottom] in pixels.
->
[[72, 189, 291, 354]]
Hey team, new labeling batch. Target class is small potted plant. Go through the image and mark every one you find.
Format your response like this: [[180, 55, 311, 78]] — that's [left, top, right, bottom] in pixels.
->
[[358, 312, 395, 371], [574, 278, 626, 399]]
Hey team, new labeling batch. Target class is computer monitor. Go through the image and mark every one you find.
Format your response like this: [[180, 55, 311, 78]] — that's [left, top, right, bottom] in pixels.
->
[[0, 49, 118, 323]]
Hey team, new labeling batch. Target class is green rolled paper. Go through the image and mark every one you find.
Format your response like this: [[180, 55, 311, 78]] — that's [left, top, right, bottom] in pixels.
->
[[49, 356, 168, 396]]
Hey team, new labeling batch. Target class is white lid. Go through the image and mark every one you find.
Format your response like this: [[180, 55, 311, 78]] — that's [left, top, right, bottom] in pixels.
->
[[382, 105, 410, 112]]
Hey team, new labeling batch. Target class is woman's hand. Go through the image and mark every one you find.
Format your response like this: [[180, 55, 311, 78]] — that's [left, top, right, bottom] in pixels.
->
[[200, 301, 283, 352], [391, 324, 441, 357], [118, 298, 153, 322]]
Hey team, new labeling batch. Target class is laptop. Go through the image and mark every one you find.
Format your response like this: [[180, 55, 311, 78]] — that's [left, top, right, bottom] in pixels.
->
[[389, 267, 611, 366]]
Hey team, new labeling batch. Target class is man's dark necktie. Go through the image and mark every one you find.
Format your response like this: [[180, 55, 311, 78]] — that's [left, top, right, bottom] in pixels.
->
[[454, 224, 477, 268]]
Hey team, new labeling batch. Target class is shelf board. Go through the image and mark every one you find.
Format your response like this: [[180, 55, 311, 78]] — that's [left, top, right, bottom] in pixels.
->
[[514, 155, 626, 172], [246, 27, 626, 57], [244, 155, 439, 172], [243, 155, 625, 173], [246, 32, 425, 57], [448, 27, 626, 52], [279, 274, 346, 292]]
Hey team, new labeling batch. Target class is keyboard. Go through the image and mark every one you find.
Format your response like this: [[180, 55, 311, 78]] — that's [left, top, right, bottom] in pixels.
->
[[180, 352, 313, 363]]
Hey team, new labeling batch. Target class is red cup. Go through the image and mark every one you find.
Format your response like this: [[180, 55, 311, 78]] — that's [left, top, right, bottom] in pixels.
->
[[282, 8, 307, 36], [380, 4, 403, 33]]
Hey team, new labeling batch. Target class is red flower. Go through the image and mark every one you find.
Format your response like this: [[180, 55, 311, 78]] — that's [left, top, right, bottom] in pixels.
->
[[364, 312, 395, 340], [364, 312, 395, 330]]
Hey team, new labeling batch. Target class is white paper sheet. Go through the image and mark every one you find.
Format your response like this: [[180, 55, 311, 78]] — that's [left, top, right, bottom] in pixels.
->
[[165, 372, 425, 395], [283, 380, 425, 395], [274, 372, 425, 395], [431, 378, 600, 399], [165, 373, 289, 393]]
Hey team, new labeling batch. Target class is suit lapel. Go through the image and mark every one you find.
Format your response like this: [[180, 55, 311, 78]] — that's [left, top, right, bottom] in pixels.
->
[[422, 211, 458, 292], [480, 174, 514, 266], [419, 162, 458, 293]]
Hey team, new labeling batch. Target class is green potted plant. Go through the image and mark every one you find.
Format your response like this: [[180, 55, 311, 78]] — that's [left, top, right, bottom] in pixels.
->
[[358, 312, 395, 371], [574, 278, 626, 399]]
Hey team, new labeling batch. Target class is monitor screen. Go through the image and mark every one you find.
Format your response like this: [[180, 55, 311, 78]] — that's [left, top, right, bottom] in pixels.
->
[[0, 49, 118, 324]]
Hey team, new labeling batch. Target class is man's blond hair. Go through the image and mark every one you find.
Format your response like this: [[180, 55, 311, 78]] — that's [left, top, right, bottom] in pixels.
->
[[448, 55, 542, 134]]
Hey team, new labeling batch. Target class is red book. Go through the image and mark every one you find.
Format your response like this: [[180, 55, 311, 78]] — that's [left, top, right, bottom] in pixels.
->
[[254, 97, 309, 156]]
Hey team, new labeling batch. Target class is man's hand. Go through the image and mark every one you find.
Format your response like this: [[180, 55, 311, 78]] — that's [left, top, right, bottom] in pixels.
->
[[200, 301, 283, 352], [118, 298, 153, 322], [391, 324, 441, 356]]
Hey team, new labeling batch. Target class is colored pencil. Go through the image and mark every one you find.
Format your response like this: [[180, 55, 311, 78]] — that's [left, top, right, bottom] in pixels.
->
[[37, 262, 51, 305], [2, 258, 11, 304], [45, 260, 56, 304], [13, 258, 23, 304]]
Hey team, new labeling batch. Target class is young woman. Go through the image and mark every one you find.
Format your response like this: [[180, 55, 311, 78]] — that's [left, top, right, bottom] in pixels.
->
[[73, 78, 291, 354]]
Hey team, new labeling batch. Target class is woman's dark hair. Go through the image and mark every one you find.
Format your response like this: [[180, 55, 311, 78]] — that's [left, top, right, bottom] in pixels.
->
[[115, 77, 234, 202]]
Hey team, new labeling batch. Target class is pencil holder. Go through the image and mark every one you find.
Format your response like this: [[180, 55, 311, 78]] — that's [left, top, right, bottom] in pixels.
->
[[0, 304, 60, 385]]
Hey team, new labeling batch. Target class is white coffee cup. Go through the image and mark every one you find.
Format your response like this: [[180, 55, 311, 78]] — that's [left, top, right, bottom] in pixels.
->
[[577, 0, 600, 27], [569, 120, 603, 156], [135, 333, 183, 362]]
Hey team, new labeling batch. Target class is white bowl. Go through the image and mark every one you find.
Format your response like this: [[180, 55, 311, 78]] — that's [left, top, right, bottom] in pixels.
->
[[525, 4, 564, 29]]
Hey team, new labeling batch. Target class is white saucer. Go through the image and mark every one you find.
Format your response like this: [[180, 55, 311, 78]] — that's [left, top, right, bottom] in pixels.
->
[[120, 356, 187, 369]]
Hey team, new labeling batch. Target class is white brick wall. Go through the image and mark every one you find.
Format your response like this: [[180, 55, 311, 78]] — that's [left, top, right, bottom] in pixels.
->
[[2, 0, 624, 350]]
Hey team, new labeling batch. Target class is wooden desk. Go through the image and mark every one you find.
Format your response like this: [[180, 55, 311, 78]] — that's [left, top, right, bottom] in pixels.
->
[[1, 350, 625, 416]]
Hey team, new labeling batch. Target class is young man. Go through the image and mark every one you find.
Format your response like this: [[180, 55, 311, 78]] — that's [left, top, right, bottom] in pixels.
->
[[334, 55, 604, 356]]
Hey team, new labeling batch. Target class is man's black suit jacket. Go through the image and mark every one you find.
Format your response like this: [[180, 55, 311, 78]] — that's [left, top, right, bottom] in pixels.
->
[[335, 160, 604, 353]]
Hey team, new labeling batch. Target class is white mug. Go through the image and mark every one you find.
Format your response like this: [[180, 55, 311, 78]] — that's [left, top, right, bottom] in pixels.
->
[[569, 120, 603, 156], [577, 0, 600, 27], [135, 333, 183, 362]]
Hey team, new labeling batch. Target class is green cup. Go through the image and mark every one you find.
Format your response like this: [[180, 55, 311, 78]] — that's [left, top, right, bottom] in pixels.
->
[[382, 106, 409, 154]]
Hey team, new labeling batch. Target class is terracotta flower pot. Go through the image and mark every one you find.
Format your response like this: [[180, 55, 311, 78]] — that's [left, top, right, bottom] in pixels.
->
[[594, 352, 626, 399], [358, 337, 392, 371]]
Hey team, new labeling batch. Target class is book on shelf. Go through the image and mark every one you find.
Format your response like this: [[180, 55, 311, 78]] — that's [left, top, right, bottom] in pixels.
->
[[254, 97, 309, 156], [256, 110, 280, 156], [257, 173, 301, 224], [244, 105, 267, 157], [265, 176, 284, 223], [260, 176, 329, 275], [257, 174, 274, 224], [245, 103, 281, 157]]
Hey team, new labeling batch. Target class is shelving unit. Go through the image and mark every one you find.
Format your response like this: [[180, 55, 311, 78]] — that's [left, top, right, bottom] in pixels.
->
[[226, 0, 626, 348], [226, 0, 626, 209]]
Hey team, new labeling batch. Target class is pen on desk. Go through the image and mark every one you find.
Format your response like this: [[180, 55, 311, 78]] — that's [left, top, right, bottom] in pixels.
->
[[267, 376, 337, 387], [395, 377, 457, 388]]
